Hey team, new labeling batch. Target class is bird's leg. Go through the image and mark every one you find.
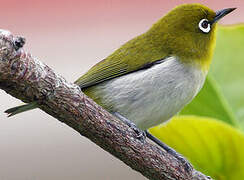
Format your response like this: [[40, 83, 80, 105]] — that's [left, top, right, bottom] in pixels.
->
[[113, 112, 146, 141], [113, 112, 192, 172], [145, 130, 193, 172]]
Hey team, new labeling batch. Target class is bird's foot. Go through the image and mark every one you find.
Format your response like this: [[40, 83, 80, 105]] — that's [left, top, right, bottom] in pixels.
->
[[167, 148, 193, 172], [113, 112, 146, 142], [130, 124, 146, 142]]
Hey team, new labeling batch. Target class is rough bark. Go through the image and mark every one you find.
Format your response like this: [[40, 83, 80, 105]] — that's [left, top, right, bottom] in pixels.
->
[[0, 29, 211, 180]]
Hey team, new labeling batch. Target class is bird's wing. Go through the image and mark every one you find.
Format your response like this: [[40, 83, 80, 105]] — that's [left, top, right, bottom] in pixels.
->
[[75, 33, 168, 89], [75, 56, 167, 89]]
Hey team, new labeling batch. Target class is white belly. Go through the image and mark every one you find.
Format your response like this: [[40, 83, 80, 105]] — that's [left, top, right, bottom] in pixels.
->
[[91, 57, 206, 130]]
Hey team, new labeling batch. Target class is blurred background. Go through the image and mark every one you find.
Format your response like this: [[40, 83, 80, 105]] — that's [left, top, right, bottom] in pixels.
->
[[0, 0, 243, 179]]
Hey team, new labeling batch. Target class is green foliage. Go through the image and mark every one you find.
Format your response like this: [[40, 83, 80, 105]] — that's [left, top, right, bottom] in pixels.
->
[[210, 25, 244, 127], [150, 116, 244, 180], [180, 76, 237, 126], [150, 25, 244, 179]]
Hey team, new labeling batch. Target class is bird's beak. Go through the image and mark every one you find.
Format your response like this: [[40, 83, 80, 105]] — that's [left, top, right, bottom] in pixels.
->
[[211, 8, 236, 24]]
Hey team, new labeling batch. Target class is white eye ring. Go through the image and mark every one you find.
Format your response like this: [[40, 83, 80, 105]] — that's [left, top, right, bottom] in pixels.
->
[[199, 19, 211, 33]]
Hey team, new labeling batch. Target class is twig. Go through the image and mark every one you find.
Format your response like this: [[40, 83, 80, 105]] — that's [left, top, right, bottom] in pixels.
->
[[0, 29, 211, 180]]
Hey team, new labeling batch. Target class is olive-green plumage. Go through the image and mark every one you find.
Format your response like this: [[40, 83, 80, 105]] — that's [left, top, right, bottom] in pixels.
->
[[74, 3, 218, 110], [75, 4, 216, 89], [5, 3, 235, 128]]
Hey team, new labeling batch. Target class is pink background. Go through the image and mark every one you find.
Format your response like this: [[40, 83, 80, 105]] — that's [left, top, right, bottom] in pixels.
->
[[0, 1, 243, 179]]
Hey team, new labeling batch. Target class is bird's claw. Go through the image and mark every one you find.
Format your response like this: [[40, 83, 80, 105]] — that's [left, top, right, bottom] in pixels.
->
[[131, 126, 146, 142], [112, 112, 147, 142], [174, 153, 193, 173]]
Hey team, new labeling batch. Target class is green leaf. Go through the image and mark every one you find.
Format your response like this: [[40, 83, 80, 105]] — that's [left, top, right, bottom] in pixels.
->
[[151, 25, 244, 179], [210, 25, 244, 128], [180, 25, 244, 128], [150, 116, 244, 180], [180, 76, 237, 127]]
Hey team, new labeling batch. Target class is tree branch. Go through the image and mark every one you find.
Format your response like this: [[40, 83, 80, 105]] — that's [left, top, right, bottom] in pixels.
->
[[0, 29, 211, 180]]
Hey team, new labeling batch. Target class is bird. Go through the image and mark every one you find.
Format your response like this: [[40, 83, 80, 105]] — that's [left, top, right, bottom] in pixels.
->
[[5, 3, 236, 170]]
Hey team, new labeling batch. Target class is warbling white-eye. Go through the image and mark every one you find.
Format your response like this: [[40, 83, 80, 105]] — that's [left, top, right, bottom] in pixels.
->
[[5, 3, 236, 170]]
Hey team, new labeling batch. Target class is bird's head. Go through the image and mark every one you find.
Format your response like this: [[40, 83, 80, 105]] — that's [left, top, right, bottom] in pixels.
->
[[148, 4, 236, 70]]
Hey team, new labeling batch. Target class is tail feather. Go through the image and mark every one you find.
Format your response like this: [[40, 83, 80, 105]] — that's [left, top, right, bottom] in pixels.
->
[[5, 102, 38, 117]]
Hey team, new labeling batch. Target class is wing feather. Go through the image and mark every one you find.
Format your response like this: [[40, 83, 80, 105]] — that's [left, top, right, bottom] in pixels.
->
[[75, 32, 168, 89]]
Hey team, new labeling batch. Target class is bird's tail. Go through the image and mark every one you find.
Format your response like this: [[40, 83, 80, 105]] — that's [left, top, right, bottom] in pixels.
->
[[5, 102, 38, 117]]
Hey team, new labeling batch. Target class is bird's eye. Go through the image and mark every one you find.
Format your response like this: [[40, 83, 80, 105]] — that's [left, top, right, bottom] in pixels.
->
[[198, 19, 211, 33]]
